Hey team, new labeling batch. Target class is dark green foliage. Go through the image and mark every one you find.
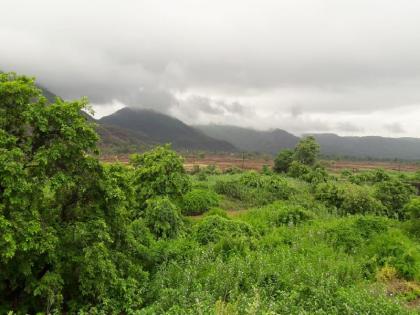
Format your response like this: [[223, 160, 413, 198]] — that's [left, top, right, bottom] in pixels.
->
[[375, 179, 414, 219], [325, 216, 390, 254], [314, 181, 343, 208], [144, 197, 184, 239], [215, 172, 291, 207], [293, 136, 320, 166], [181, 189, 219, 215], [0, 73, 150, 313], [404, 198, 420, 238], [273, 148, 294, 173]]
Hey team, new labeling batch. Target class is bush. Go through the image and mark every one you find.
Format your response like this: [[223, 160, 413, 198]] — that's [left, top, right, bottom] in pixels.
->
[[303, 167, 330, 184], [325, 216, 390, 254], [214, 180, 245, 200], [364, 229, 420, 280], [144, 197, 184, 239], [375, 179, 413, 219], [340, 184, 384, 216], [242, 202, 315, 232], [273, 149, 294, 173], [130, 146, 191, 207], [288, 161, 311, 178], [194, 215, 255, 244], [314, 181, 343, 208], [182, 189, 219, 215]]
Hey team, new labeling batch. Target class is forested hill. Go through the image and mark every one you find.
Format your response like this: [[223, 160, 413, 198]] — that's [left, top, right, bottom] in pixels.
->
[[99, 108, 237, 152], [308, 133, 420, 161], [195, 125, 300, 154], [197, 125, 420, 160]]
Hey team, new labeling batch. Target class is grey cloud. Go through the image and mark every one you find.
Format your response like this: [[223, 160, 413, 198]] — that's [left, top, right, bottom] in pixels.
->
[[384, 122, 405, 134], [336, 122, 364, 133], [2, 0, 420, 136]]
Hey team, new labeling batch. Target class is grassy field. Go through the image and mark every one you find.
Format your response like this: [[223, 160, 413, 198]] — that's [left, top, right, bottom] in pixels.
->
[[154, 165, 420, 314]]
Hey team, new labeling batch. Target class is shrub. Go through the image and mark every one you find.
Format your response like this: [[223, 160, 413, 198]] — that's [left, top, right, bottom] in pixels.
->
[[288, 161, 311, 178], [130, 145, 191, 207], [239, 171, 266, 189], [273, 149, 294, 173], [303, 167, 330, 184], [364, 230, 420, 280], [314, 181, 343, 208], [325, 216, 390, 254], [214, 180, 245, 200], [182, 189, 219, 215], [194, 215, 255, 244], [340, 184, 384, 216], [242, 202, 315, 232], [375, 179, 413, 219], [144, 197, 184, 239]]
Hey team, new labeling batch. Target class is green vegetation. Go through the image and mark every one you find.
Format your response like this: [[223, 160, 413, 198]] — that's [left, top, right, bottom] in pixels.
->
[[1, 73, 419, 313]]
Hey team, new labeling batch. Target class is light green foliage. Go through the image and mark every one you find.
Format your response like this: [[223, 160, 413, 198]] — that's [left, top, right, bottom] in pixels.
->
[[130, 145, 191, 207], [194, 215, 255, 244], [364, 230, 420, 281], [348, 169, 391, 185], [288, 160, 311, 178], [181, 189, 219, 215], [241, 201, 316, 233], [340, 184, 385, 216], [145, 197, 184, 239]]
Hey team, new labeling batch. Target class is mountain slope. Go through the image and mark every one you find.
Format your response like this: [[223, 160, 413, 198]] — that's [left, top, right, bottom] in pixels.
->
[[100, 108, 236, 152], [196, 125, 299, 154], [308, 133, 420, 160]]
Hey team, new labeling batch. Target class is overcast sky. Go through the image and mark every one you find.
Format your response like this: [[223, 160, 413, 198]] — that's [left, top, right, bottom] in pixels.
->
[[2, 0, 420, 137]]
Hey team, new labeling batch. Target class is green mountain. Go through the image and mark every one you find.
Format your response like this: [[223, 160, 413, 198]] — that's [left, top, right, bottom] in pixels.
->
[[195, 125, 299, 154], [99, 108, 236, 152]]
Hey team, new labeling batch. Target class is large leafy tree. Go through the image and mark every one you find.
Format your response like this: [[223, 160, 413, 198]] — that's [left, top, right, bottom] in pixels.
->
[[0, 73, 151, 313]]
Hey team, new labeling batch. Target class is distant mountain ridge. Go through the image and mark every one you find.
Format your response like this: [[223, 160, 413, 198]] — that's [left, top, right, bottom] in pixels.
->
[[308, 133, 420, 160], [38, 87, 420, 159], [195, 125, 299, 154], [99, 108, 236, 152]]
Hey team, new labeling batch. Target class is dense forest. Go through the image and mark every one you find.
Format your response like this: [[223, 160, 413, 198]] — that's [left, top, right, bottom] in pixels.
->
[[0, 73, 419, 313]]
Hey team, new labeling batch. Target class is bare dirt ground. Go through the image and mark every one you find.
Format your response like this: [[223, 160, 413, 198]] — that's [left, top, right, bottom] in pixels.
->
[[101, 153, 420, 173]]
